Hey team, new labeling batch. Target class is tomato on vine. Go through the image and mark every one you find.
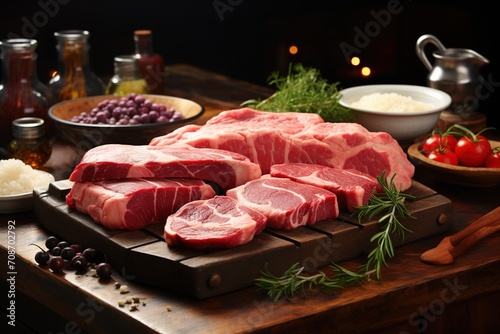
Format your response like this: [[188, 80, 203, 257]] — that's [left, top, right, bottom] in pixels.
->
[[422, 131, 458, 155], [486, 146, 500, 168], [450, 124, 493, 167], [427, 149, 458, 165]]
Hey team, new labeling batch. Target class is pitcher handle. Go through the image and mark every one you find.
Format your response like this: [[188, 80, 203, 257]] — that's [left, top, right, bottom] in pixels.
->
[[415, 34, 446, 71]]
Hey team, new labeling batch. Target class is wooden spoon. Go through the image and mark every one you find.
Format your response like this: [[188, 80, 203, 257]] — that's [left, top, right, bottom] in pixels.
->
[[420, 206, 500, 265]]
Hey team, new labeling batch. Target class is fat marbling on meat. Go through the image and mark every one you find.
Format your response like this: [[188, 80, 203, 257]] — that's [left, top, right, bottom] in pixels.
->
[[66, 178, 216, 230], [149, 108, 415, 191]]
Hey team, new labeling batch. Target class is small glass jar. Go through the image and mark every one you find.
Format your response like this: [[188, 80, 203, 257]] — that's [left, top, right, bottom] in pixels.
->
[[134, 30, 165, 95], [106, 55, 148, 96], [8, 117, 52, 169], [48, 30, 105, 102]]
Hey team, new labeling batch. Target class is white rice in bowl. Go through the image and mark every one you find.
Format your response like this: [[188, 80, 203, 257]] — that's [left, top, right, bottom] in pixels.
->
[[351, 92, 433, 112], [0, 159, 54, 196]]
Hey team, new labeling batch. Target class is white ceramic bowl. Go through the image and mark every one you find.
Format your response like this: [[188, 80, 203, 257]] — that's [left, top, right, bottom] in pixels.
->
[[339, 85, 451, 143], [0, 170, 55, 213]]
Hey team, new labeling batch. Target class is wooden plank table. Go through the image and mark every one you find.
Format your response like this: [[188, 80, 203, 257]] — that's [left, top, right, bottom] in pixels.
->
[[1, 64, 500, 334]]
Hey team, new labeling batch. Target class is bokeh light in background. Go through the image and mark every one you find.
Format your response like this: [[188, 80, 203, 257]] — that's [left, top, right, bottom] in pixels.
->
[[361, 67, 371, 77], [289, 45, 298, 55]]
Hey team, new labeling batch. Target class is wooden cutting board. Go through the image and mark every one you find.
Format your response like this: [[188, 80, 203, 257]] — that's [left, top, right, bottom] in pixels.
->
[[33, 179, 453, 299]]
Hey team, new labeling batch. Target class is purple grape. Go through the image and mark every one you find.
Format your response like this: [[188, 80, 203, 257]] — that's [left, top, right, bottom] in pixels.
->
[[140, 113, 151, 123], [149, 110, 159, 122], [95, 111, 108, 123]]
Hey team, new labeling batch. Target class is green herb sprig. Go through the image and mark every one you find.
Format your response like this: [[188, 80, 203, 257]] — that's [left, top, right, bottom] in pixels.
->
[[255, 262, 371, 302], [241, 63, 354, 123], [354, 171, 416, 279], [255, 171, 415, 301]]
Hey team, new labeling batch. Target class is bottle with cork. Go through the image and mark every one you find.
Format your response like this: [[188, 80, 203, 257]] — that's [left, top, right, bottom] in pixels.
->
[[134, 30, 165, 95]]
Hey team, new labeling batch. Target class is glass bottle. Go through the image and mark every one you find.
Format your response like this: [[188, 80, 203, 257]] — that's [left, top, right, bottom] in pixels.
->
[[106, 55, 148, 96], [8, 117, 52, 169], [49, 30, 105, 102], [134, 30, 165, 95], [0, 39, 54, 149]]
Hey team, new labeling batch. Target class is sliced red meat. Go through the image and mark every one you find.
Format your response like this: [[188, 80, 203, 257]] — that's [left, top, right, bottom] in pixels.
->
[[68, 144, 262, 191], [149, 108, 414, 191], [164, 196, 267, 250], [270, 163, 382, 213], [226, 176, 339, 230], [66, 178, 216, 230]]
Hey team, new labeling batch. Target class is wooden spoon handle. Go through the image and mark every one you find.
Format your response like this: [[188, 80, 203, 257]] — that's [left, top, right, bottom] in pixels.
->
[[450, 224, 500, 259], [449, 206, 500, 246]]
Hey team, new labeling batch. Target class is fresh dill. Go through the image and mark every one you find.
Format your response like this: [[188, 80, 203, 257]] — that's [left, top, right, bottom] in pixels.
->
[[241, 63, 354, 123], [254, 171, 415, 301]]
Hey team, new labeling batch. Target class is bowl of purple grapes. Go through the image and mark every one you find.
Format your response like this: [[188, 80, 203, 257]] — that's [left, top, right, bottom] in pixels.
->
[[49, 93, 204, 147]]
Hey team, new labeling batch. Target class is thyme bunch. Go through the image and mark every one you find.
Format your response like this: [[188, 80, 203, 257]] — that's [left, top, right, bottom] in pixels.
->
[[241, 63, 354, 122], [255, 171, 415, 301]]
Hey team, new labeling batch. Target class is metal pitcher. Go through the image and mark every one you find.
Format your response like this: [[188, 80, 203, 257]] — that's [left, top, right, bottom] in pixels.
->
[[416, 34, 489, 114]]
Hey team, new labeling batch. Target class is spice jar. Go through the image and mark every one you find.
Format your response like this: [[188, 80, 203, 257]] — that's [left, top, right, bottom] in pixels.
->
[[0, 39, 54, 148], [48, 30, 105, 102], [8, 117, 52, 169], [134, 30, 165, 95], [106, 55, 148, 95]]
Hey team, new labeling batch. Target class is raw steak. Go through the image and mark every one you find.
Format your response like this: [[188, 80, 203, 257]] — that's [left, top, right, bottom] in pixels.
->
[[164, 196, 267, 250], [270, 163, 382, 213], [66, 178, 216, 230], [68, 144, 262, 191], [226, 176, 339, 230], [149, 108, 415, 191]]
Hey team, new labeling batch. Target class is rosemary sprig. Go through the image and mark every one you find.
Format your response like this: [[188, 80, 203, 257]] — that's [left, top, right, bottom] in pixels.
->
[[354, 171, 416, 279], [255, 171, 415, 301], [255, 262, 371, 302], [241, 63, 354, 123]]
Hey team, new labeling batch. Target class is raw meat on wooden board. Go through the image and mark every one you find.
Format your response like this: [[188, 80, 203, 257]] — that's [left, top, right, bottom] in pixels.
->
[[66, 178, 216, 230], [270, 163, 382, 213], [149, 108, 414, 191], [226, 176, 339, 230], [68, 144, 262, 191], [164, 196, 267, 250]]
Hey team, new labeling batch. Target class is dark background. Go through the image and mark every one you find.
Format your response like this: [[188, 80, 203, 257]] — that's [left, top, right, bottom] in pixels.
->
[[1, 0, 498, 128]]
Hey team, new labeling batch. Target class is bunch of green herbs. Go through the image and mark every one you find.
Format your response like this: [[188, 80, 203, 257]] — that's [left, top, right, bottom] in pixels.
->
[[241, 63, 354, 123]]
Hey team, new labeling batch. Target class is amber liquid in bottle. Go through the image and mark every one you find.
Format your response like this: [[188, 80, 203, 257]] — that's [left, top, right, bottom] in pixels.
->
[[8, 117, 52, 169]]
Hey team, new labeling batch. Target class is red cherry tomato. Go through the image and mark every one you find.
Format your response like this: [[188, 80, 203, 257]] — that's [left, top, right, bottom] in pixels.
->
[[422, 134, 457, 155], [486, 146, 500, 168], [454, 135, 491, 167], [427, 149, 459, 166]]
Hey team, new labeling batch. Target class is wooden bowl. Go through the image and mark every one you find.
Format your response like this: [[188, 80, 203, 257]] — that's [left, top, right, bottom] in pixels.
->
[[49, 94, 204, 148], [407, 140, 500, 187]]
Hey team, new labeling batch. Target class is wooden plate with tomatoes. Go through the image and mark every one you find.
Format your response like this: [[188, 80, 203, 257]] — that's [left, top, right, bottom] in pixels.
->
[[408, 140, 500, 187]]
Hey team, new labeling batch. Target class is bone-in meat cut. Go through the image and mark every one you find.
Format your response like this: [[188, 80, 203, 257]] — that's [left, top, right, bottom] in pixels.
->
[[149, 108, 414, 191], [164, 196, 267, 250], [270, 163, 382, 212], [66, 178, 216, 230], [226, 176, 339, 230], [68, 144, 262, 191]]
